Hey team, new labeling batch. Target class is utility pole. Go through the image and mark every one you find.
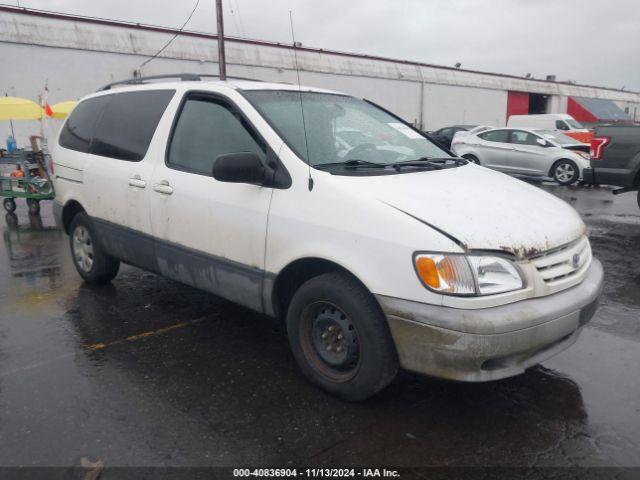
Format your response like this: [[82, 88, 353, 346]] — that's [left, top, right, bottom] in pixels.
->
[[216, 0, 227, 80]]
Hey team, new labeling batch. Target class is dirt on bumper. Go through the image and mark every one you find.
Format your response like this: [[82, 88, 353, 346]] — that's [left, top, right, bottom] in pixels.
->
[[378, 259, 603, 382]]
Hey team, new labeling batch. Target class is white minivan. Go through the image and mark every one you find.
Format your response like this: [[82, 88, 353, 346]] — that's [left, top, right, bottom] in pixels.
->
[[52, 77, 603, 401]]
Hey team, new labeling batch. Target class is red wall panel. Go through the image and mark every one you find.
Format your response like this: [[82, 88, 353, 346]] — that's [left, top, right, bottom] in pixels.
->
[[567, 97, 598, 123], [506, 91, 529, 119]]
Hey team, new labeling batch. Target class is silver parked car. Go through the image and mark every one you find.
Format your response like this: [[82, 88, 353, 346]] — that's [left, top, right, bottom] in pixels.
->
[[451, 127, 591, 185]]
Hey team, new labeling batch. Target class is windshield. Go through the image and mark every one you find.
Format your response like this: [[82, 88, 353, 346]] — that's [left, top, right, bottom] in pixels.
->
[[538, 130, 580, 145], [242, 90, 450, 167], [566, 119, 584, 129]]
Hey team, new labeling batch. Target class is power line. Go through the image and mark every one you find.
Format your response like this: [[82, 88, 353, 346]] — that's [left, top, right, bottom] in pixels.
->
[[139, 0, 201, 69]]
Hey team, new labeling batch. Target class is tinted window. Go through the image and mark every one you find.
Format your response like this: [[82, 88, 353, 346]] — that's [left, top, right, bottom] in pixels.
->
[[478, 130, 509, 143], [438, 128, 452, 139], [90, 90, 174, 161], [59, 96, 109, 153], [168, 96, 266, 175], [509, 130, 540, 146], [555, 120, 570, 131]]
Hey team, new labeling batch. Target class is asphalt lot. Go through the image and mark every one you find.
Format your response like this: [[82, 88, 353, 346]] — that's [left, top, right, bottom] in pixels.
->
[[0, 180, 639, 475]]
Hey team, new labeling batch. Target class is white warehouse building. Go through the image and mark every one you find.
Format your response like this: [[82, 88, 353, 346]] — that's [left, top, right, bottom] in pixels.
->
[[1, 5, 639, 146]]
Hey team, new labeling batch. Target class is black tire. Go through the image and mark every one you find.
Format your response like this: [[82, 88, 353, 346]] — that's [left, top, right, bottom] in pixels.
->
[[463, 154, 480, 165], [551, 159, 579, 185], [286, 272, 398, 401], [26, 198, 40, 215], [69, 212, 120, 285], [3, 198, 16, 213]]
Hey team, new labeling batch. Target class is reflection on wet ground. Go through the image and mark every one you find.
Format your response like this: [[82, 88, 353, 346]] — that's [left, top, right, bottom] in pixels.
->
[[0, 184, 638, 471]]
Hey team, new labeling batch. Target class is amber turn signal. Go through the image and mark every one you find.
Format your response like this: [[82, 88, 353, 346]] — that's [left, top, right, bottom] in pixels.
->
[[415, 256, 440, 289]]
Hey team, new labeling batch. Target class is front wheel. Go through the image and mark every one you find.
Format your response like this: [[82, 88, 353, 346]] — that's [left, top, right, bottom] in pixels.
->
[[552, 160, 579, 185], [69, 212, 120, 285], [286, 272, 398, 402], [3, 198, 16, 213]]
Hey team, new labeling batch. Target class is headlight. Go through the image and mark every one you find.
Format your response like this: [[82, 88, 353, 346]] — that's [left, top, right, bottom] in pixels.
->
[[414, 254, 524, 296], [576, 151, 590, 160]]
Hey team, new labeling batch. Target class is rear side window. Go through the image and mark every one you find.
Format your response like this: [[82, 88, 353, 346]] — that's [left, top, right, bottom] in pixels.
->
[[478, 130, 509, 143], [58, 96, 110, 153], [90, 90, 175, 161], [167, 96, 266, 176]]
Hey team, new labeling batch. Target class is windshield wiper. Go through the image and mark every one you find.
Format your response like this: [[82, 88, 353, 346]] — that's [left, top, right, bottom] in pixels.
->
[[424, 157, 468, 166], [388, 158, 444, 170], [389, 157, 467, 170], [316, 159, 389, 170]]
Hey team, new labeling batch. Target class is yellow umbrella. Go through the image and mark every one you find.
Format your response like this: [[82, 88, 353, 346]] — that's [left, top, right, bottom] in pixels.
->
[[0, 96, 43, 120], [50, 101, 77, 119]]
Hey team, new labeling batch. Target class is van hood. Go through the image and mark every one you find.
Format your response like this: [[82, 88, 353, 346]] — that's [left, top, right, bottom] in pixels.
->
[[337, 164, 586, 257]]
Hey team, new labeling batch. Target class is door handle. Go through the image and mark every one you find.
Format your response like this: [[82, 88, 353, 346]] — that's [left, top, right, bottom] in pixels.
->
[[128, 175, 147, 188], [153, 180, 174, 195]]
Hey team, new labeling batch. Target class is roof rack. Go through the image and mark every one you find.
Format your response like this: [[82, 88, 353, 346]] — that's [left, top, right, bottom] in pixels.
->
[[99, 73, 263, 91]]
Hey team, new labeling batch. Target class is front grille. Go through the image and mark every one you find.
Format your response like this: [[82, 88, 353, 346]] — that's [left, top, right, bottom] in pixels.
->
[[530, 236, 591, 284]]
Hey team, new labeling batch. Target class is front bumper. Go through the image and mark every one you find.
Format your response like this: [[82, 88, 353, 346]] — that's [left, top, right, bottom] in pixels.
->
[[377, 259, 603, 382]]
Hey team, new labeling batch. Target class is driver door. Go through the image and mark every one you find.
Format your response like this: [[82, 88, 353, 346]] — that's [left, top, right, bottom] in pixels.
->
[[148, 92, 275, 312], [506, 130, 550, 175]]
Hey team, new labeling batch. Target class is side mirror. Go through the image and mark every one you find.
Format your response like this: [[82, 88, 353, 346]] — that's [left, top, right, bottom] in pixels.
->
[[212, 152, 270, 185], [536, 138, 548, 147]]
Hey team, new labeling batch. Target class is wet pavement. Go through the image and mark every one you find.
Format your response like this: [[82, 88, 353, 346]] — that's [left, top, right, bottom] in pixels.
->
[[0, 181, 639, 474]]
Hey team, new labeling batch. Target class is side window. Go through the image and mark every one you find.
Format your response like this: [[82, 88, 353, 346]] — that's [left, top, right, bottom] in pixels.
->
[[509, 130, 539, 146], [90, 90, 175, 161], [168, 96, 266, 176], [439, 128, 452, 139], [556, 120, 569, 131], [478, 129, 509, 143], [58, 95, 110, 153]]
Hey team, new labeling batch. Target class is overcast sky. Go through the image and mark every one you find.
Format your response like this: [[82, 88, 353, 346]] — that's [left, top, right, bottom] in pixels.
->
[[14, 0, 640, 90]]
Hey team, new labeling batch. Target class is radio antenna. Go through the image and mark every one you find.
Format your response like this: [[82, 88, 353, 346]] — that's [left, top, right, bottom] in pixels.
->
[[289, 10, 313, 191]]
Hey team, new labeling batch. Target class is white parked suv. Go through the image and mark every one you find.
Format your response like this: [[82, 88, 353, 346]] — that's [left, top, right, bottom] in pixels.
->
[[52, 76, 603, 401]]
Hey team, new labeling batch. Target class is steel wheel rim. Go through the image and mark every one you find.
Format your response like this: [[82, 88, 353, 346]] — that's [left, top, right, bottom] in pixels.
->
[[299, 301, 361, 382], [72, 225, 94, 272], [555, 163, 575, 182]]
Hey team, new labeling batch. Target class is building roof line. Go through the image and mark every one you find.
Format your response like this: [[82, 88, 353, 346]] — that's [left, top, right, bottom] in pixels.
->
[[0, 4, 637, 95]]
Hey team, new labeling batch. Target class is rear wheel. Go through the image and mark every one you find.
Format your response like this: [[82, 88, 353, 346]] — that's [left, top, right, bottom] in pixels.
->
[[463, 154, 480, 165], [69, 212, 120, 285], [552, 159, 579, 185], [286, 272, 398, 401], [3, 198, 16, 213], [26, 198, 40, 215]]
